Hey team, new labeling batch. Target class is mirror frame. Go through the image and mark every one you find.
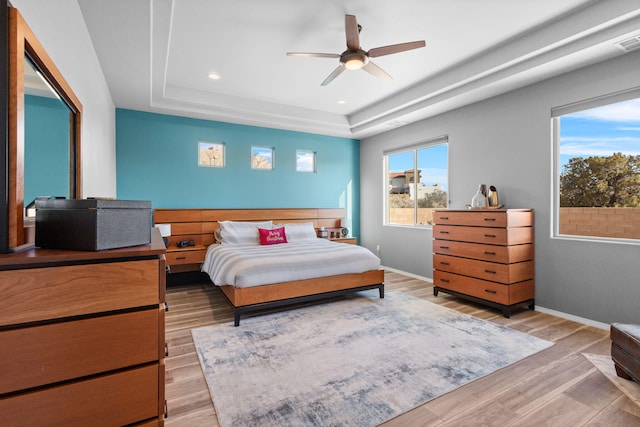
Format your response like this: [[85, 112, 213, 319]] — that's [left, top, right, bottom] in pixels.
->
[[7, 7, 82, 249]]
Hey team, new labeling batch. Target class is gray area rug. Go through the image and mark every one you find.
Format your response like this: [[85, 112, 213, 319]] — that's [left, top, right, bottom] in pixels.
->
[[192, 291, 553, 427]]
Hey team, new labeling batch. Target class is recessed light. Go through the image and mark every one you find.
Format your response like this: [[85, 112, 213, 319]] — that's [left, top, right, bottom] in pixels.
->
[[337, 100, 346, 105], [208, 72, 221, 80]]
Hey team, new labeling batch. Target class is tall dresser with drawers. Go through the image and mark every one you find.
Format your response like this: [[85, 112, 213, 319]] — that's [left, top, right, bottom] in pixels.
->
[[0, 231, 167, 426], [432, 208, 535, 317]]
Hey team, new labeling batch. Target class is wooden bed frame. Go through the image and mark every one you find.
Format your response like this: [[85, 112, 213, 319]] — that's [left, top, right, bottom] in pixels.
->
[[154, 208, 384, 325]]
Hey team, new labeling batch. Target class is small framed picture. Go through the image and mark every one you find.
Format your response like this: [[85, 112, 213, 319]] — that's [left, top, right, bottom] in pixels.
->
[[198, 142, 225, 167], [296, 150, 316, 172], [251, 146, 274, 170]]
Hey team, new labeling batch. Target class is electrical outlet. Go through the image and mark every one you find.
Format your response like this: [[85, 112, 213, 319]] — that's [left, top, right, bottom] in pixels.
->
[[376, 244, 380, 254]]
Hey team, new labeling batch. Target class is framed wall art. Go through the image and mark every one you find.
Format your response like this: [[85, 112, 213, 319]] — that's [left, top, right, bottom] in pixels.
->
[[251, 146, 274, 170], [296, 150, 316, 172], [198, 142, 225, 167]]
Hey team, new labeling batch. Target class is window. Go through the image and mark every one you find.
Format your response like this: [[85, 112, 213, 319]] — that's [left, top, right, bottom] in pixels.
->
[[384, 137, 448, 226], [553, 90, 640, 242]]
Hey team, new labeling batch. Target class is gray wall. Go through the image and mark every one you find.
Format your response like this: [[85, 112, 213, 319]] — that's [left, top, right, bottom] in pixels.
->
[[360, 51, 640, 325]]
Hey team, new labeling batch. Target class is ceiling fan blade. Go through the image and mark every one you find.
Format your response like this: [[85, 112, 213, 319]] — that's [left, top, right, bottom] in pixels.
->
[[321, 65, 345, 86], [362, 61, 392, 81], [345, 15, 360, 50], [368, 40, 426, 58], [286, 52, 340, 59]]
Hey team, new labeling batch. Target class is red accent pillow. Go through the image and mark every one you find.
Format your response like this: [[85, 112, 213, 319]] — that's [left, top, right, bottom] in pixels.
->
[[258, 227, 288, 245]]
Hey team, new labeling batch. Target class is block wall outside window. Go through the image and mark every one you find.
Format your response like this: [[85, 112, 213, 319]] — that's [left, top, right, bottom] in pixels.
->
[[559, 207, 640, 240]]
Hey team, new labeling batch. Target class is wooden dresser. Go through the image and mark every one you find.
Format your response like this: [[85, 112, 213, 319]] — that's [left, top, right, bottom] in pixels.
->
[[0, 231, 167, 426], [432, 208, 535, 317]]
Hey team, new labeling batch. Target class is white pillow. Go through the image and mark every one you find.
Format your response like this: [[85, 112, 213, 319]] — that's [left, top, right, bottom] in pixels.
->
[[219, 220, 273, 245], [283, 222, 318, 242]]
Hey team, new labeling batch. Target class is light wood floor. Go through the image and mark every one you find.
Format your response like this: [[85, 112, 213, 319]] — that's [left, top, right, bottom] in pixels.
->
[[164, 271, 640, 426]]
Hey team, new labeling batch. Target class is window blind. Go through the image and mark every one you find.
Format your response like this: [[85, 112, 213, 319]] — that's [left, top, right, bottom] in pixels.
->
[[383, 134, 448, 156], [551, 87, 640, 117]]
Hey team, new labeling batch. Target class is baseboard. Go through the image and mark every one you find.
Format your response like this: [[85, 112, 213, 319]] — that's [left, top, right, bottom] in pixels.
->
[[381, 265, 433, 283], [534, 306, 609, 331], [382, 265, 610, 331]]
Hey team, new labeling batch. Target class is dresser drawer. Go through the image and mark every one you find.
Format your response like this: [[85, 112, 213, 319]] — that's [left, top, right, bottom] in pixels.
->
[[0, 259, 160, 327], [166, 248, 206, 265], [0, 365, 160, 427], [433, 240, 534, 263], [433, 225, 533, 245], [434, 270, 534, 305], [0, 309, 160, 394], [433, 210, 533, 228], [433, 254, 533, 283]]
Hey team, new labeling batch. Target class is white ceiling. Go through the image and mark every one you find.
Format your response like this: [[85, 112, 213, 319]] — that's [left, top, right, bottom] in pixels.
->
[[77, 0, 640, 139]]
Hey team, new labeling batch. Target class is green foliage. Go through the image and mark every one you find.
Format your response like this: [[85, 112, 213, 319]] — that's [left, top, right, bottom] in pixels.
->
[[388, 194, 414, 208], [388, 189, 448, 208], [418, 188, 449, 208], [560, 152, 640, 207]]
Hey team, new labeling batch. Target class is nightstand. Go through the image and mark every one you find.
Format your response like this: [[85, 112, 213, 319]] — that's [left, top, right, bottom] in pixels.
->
[[330, 237, 357, 245], [165, 244, 206, 273]]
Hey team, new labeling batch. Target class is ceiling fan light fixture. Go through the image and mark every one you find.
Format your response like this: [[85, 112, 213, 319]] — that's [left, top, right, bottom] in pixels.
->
[[342, 51, 368, 70], [288, 15, 425, 86], [344, 57, 365, 70]]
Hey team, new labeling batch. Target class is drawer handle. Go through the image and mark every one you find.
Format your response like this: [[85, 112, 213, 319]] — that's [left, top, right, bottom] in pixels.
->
[[440, 217, 449, 220], [439, 245, 450, 249], [484, 269, 497, 274], [484, 289, 497, 294], [484, 234, 497, 238], [484, 251, 496, 255], [484, 218, 496, 222], [440, 261, 450, 265], [176, 256, 187, 260], [440, 278, 450, 283], [439, 231, 449, 234], [165, 342, 169, 357]]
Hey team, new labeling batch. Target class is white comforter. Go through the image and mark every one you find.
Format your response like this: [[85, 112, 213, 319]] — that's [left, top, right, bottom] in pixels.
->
[[201, 239, 381, 288]]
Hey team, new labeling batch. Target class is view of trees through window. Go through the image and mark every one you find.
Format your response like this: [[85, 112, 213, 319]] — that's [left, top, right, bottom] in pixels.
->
[[385, 142, 448, 226], [560, 152, 639, 208], [557, 96, 640, 240]]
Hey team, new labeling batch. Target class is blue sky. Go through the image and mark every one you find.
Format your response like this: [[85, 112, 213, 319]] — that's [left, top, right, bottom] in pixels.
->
[[559, 98, 640, 169], [388, 143, 448, 191]]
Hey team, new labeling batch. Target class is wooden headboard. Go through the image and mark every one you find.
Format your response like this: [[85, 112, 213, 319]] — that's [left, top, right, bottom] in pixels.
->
[[153, 208, 347, 248]]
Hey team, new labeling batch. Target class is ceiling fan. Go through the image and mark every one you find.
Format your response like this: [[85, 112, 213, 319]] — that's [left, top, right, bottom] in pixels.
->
[[287, 14, 426, 86]]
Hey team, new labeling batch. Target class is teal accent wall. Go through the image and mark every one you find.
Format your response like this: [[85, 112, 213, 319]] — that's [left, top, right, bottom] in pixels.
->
[[116, 109, 360, 234], [24, 94, 70, 204]]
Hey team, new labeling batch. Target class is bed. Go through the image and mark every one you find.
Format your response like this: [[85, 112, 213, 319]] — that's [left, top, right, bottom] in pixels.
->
[[153, 208, 385, 325]]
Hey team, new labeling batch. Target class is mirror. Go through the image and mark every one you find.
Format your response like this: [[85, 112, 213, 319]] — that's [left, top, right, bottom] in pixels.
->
[[24, 55, 72, 209], [7, 7, 82, 249]]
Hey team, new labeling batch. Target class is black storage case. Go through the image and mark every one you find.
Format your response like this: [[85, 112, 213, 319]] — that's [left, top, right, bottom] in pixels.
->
[[35, 199, 152, 251]]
